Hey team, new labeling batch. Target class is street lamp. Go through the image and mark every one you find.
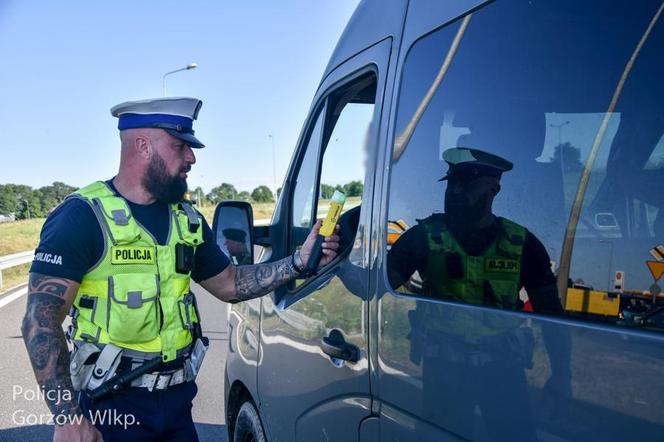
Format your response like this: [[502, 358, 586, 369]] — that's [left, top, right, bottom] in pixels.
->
[[550, 120, 570, 173], [162, 63, 198, 96], [22, 199, 31, 219], [600, 240, 614, 290], [268, 134, 277, 198]]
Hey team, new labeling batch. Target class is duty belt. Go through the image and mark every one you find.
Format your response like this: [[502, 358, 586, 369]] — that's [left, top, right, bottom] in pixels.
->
[[119, 352, 190, 391], [71, 341, 203, 396], [130, 367, 188, 391]]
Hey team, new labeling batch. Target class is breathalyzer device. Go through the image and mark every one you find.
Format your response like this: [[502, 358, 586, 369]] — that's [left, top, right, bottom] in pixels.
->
[[304, 190, 346, 272]]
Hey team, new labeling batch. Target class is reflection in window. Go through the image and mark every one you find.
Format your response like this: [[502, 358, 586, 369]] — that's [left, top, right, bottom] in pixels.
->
[[386, 0, 664, 331]]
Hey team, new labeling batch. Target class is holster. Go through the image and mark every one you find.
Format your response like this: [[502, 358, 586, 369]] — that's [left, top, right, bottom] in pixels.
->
[[69, 343, 100, 391], [70, 343, 124, 392]]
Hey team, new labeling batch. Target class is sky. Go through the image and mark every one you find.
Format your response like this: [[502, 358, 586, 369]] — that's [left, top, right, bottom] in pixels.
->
[[0, 0, 360, 193]]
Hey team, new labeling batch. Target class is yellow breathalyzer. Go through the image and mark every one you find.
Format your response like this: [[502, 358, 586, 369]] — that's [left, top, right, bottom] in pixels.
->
[[304, 190, 346, 272]]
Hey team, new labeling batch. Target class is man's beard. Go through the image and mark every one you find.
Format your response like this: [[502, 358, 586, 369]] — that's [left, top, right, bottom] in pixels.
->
[[143, 153, 189, 204]]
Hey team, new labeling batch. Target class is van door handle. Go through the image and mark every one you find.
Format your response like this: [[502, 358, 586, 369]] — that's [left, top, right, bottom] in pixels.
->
[[321, 329, 359, 362]]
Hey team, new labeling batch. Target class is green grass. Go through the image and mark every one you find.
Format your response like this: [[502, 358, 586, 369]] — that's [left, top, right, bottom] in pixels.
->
[[0, 218, 44, 293], [1, 263, 31, 292], [0, 218, 44, 256]]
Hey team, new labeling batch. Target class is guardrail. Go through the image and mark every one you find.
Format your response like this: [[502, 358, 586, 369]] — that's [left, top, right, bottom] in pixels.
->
[[0, 251, 33, 289]]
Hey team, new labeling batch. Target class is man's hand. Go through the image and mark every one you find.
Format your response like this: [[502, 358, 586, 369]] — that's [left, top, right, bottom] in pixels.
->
[[54, 417, 103, 442], [201, 220, 342, 303], [298, 220, 341, 268]]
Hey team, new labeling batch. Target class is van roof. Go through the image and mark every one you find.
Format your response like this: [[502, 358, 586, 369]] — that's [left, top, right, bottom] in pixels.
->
[[320, 0, 409, 84]]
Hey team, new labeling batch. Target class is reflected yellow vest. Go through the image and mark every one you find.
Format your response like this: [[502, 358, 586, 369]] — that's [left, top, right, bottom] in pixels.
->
[[418, 215, 526, 341], [69, 181, 203, 362]]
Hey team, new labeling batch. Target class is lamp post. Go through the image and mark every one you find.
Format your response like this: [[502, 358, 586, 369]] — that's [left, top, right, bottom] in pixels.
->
[[268, 134, 277, 199], [600, 239, 614, 290], [550, 120, 570, 173], [162, 63, 198, 96], [22, 199, 31, 219]]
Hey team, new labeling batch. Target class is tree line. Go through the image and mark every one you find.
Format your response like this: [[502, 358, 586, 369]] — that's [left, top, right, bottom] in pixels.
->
[[0, 180, 364, 220], [201, 180, 364, 205], [0, 182, 77, 220]]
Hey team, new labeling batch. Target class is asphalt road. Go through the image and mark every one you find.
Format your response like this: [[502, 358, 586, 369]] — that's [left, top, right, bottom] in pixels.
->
[[0, 282, 230, 442]]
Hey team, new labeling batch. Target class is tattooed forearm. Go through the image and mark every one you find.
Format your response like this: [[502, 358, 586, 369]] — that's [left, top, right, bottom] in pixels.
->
[[234, 256, 299, 301], [21, 273, 81, 421]]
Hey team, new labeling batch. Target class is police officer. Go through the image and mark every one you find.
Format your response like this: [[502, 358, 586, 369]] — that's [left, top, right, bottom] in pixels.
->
[[388, 147, 563, 311], [21, 97, 340, 442], [222, 228, 251, 265], [387, 147, 571, 441]]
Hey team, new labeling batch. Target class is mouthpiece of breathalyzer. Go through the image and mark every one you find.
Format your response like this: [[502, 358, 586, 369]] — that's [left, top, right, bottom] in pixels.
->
[[304, 190, 346, 273]]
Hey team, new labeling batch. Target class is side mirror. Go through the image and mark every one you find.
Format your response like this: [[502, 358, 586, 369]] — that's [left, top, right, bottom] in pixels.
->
[[212, 201, 254, 266], [595, 212, 619, 229]]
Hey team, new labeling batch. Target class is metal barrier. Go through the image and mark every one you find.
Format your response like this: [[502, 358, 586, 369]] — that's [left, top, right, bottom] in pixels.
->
[[0, 251, 33, 289]]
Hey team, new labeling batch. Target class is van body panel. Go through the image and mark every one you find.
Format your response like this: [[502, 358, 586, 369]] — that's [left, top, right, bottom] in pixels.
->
[[225, 298, 261, 400], [400, 0, 489, 55], [321, 0, 408, 86], [376, 287, 664, 440]]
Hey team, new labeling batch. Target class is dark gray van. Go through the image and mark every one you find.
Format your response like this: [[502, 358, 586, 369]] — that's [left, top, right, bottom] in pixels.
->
[[213, 0, 664, 440]]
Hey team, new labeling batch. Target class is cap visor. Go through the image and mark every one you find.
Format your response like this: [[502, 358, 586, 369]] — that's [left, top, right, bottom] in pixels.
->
[[438, 175, 449, 181], [165, 129, 205, 148]]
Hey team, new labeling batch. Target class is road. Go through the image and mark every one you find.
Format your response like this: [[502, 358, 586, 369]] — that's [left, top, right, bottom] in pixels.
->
[[0, 283, 230, 442]]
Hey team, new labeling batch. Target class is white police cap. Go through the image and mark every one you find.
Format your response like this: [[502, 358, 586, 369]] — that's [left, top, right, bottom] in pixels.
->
[[439, 147, 513, 181], [110, 97, 205, 148]]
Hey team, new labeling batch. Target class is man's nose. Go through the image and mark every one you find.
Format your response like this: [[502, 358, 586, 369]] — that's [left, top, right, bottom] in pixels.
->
[[185, 145, 196, 164]]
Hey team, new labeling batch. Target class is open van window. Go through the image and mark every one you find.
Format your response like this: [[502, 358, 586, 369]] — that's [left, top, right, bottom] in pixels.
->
[[288, 71, 376, 288], [385, 0, 664, 331]]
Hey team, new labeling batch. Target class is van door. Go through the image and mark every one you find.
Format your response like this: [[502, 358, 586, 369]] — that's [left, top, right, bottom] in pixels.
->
[[256, 38, 392, 442], [377, 0, 664, 441]]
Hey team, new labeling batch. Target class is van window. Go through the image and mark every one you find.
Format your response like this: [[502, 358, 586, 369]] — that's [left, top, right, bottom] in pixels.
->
[[289, 72, 376, 268], [386, 0, 664, 330], [291, 108, 324, 232]]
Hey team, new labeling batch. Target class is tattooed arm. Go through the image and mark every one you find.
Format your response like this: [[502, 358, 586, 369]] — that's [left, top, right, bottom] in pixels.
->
[[21, 273, 102, 440], [200, 220, 340, 303], [21, 273, 80, 417]]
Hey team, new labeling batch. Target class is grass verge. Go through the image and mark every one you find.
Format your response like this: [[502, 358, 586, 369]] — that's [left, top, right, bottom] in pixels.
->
[[0, 219, 45, 294]]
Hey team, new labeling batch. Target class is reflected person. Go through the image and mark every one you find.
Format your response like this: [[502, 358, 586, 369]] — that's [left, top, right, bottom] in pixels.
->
[[223, 228, 252, 265], [387, 147, 571, 441]]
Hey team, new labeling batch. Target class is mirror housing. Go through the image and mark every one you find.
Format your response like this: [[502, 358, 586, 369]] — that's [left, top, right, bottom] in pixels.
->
[[212, 201, 255, 265]]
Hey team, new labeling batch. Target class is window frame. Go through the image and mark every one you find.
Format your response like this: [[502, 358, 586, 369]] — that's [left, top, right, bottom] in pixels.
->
[[283, 66, 380, 298]]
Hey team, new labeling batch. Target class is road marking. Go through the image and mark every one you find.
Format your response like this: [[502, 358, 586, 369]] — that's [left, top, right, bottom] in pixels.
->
[[0, 286, 28, 309]]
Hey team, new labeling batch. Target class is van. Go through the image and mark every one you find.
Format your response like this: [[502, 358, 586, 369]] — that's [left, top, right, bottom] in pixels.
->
[[212, 0, 664, 440]]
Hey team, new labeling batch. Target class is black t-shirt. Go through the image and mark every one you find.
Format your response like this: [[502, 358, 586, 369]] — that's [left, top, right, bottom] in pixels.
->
[[30, 180, 230, 283], [387, 216, 558, 307]]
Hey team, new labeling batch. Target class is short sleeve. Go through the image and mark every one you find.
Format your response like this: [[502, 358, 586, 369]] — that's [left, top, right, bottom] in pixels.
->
[[29, 198, 104, 282], [386, 224, 429, 289], [191, 216, 231, 282]]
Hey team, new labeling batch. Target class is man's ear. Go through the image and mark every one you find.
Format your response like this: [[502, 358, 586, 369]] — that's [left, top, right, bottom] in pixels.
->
[[135, 135, 152, 160]]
